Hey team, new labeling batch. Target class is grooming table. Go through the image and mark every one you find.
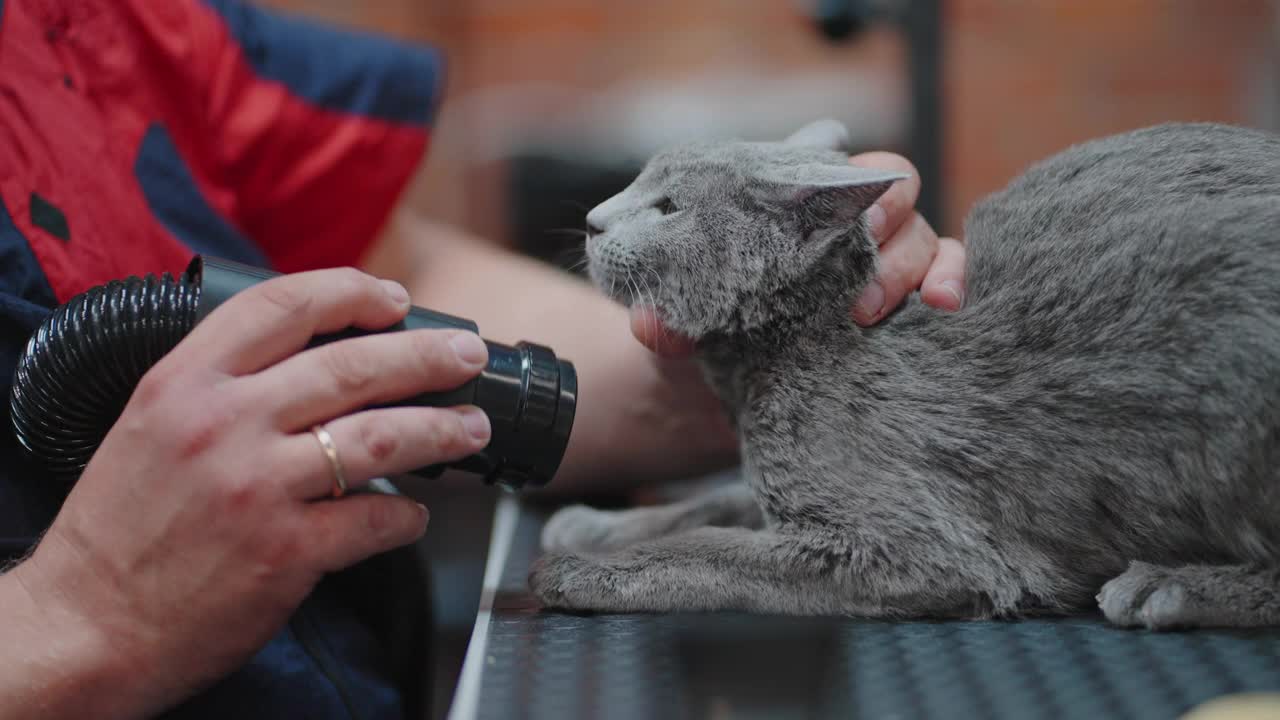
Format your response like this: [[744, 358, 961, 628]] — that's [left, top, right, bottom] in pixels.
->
[[448, 496, 1280, 720]]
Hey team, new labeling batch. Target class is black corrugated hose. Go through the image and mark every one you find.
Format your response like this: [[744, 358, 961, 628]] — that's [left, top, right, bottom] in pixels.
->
[[9, 272, 198, 482]]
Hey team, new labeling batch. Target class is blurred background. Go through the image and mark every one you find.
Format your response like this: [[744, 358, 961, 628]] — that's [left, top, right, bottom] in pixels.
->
[[255, 1, 1280, 716], [261, 0, 1279, 253]]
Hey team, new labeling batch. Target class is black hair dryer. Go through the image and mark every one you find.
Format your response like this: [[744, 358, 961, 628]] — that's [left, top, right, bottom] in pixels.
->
[[9, 255, 578, 491]]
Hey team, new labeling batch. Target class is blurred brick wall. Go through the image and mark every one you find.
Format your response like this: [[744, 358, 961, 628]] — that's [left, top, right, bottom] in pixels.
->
[[945, 0, 1279, 235], [259, 0, 1279, 239], [255, 0, 907, 244]]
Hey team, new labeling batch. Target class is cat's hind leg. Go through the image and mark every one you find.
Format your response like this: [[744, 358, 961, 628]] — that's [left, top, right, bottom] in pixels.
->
[[1098, 561, 1280, 629], [541, 483, 763, 554]]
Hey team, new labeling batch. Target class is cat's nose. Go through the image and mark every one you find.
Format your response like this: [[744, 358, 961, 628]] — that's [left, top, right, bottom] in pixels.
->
[[585, 208, 606, 236]]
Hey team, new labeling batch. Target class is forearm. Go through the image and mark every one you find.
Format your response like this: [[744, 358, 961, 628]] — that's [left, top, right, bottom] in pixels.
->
[[0, 561, 135, 720], [380, 214, 738, 494]]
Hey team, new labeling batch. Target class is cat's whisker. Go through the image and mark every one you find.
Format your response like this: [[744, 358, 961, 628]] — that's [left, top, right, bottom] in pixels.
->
[[639, 266, 674, 345], [562, 256, 591, 276], [559, 245, 590, 275], [632, 270, 670, 344], [644, 285, 664, 342], [625, 272, 643, 312], [545, 227, 591, 239], [629, 267, 654, 325]]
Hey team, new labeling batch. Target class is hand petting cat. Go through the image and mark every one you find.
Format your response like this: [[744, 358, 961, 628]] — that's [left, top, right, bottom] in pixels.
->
[[847, 152, 965, 325], [629, 152, 965, 356]]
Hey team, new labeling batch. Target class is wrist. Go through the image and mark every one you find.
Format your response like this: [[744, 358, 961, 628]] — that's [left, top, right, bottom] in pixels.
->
[[0, 553, 142, 720]]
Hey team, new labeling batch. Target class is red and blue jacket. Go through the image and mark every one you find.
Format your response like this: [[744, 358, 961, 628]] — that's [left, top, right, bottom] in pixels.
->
[[0, 1, 445, 716]]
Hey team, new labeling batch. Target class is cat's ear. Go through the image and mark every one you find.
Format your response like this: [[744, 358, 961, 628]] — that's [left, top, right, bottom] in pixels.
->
[[751, 164, 909, 228], [782, 118, 850, 152]]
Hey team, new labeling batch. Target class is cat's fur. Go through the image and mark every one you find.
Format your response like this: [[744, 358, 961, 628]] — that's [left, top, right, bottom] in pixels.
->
[[529, 119, 1280, 629]]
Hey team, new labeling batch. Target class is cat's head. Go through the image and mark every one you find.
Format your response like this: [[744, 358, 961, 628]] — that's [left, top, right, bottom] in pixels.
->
[[584, 118, 907, 339]]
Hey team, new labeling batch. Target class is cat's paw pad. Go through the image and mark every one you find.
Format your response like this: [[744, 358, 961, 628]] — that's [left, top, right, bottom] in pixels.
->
[[541, 505, 623, 553], [1098, 561, 1191, 630]]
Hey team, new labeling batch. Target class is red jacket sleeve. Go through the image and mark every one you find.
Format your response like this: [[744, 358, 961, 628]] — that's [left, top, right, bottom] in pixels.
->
[[127, 0, 447, 273]]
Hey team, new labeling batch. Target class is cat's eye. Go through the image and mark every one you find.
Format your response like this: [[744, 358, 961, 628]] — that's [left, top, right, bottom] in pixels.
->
[[655, 197, 679, 215]]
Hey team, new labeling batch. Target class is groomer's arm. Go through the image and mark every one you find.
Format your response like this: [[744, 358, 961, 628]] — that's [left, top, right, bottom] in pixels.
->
[[369, 212, 736, 494]]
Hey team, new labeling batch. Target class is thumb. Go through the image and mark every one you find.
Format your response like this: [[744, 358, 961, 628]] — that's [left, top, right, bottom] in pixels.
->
[[630, 305, 697, 357]]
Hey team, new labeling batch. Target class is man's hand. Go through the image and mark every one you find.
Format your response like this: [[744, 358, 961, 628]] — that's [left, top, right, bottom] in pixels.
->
[[0, 268, 492, 720], [631, 152, 966, 356]]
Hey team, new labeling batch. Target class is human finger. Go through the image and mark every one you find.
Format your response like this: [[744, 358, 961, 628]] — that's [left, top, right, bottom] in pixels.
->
[[630, 305, 697, 357], [301, 493, 430, 573], [176, 267, 412, 376], [247, 329, 488, 432], [281, 405, 490, 500], [852, 212, 939, 325], [847, 152, 921, 245], [919, 236, 967, 311]]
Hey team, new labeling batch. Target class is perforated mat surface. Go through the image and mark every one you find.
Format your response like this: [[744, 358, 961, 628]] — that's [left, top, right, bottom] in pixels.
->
[[462, 502, 1280, 720]]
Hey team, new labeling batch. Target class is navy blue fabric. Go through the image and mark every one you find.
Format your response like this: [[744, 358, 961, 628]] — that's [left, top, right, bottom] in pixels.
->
[[0, 197, 62, 554], [202, 0, 446, 127], [161, 626, 356, 720], [135, 123, 271, 269], [160, 581, 406, 720], [0, 201, 57, 329]]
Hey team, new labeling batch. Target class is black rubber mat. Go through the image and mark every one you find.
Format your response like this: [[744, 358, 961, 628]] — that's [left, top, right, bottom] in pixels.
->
[[470, 502, 1280, 720]]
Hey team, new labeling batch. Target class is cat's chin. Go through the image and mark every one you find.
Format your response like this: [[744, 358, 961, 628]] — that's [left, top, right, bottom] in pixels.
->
[[629, 305, 697, 356]]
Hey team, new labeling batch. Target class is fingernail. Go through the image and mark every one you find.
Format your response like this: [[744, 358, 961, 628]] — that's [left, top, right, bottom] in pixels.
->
[[449, 332, 488, 368], [410, 503, 429, 536], [940, 280, 965, 309], [854, 281, 885, 323], [866, 203, 887, 242], [380, 279, 410, 305], [459, 406, 491, 441]]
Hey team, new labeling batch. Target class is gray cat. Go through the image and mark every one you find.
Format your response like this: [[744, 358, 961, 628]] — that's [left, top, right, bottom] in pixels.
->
[[528, 119, 1280, 629]]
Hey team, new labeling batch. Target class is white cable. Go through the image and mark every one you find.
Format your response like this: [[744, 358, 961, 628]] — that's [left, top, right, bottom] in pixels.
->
[[447, 495, 520, 720]]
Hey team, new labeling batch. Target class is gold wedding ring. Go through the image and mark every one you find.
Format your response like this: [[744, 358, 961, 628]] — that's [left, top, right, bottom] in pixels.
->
[[310, 425, 348, 498]]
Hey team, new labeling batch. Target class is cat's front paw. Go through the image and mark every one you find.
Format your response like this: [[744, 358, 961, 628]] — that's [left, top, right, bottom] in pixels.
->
[[541, 505, 626, 553], [1098, 561, 1191, 630], [528, 552, 609, 611]]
